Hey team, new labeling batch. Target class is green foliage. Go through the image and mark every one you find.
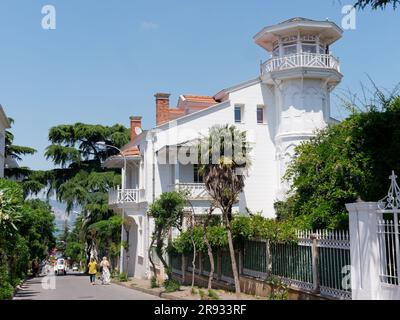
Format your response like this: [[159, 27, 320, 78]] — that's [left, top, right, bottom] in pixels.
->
[[4, 119, 37, 181], [172, 214, 297, 253], [208, 289, 220, 300], [266, 276, 289, 300], [191, 287, 198, 295], [65, 242, 85, 264], [0, 179, 55, 300], [354, 0, 400, 10], [151, 276, 159, 288], [118, 272, 129, 282], [30, 122, 130, 270], [172, 227, 207, 254], [279, 96, 400, 230], [206, 225, 228, 248], [231, 214, 297, 244], [164, 279, 181, 293], [0, 179, 23, 234], [198, 289, 206, 300], [148, 192, 186, 278], [198, 125, 252, 221], [148, 192, 186, 229], [0, 282, 14, 300], [19, 200, 56, 261]]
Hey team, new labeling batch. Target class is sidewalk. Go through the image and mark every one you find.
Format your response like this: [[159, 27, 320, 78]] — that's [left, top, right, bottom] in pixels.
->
[[112, 278, 268, 300]]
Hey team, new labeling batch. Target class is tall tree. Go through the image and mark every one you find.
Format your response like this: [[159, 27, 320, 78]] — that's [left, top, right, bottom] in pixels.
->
[[33, 123, 130, 266], [280, 92, 400, 230], [198, 125, 252, 299], [4, 118, 36, 180], [148, 192, 186, 282]]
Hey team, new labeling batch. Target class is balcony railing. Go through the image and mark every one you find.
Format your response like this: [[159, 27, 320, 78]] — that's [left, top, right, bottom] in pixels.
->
[[172, 183, 211, 200], [108, 187, 145, 205], [262, 53, 340, 74]]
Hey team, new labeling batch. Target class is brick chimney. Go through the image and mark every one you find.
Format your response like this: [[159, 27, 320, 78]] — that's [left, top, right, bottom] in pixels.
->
[[130, 116, 142, 141], [155, 93, 171, 126]]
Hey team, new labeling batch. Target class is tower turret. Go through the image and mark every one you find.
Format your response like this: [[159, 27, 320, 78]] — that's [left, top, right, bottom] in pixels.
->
[[254, 18, 343, 198]]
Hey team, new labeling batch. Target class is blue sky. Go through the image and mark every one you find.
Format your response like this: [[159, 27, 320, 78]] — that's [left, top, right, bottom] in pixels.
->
[[2, 0, 399, 170]]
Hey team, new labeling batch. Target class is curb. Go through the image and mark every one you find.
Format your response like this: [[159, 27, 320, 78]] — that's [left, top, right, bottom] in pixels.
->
[[112, 280, 194, 300], [12, 276, 34, 299]]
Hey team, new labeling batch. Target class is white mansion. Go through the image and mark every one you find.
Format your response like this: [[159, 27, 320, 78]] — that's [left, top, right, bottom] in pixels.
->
[[104, 17, 344, 278]]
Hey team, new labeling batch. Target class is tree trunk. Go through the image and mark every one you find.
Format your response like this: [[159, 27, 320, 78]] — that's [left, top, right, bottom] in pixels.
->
[[225, 217, 241, 299], [156, 232, 171, 280], [203, 207, 215, 290], [148, 236, 157, 280], [191, 236, 196, 288]]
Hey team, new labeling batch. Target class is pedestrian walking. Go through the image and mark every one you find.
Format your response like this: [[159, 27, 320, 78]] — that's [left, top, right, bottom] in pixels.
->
[[88, 258, 98, 285], [100, 257, 111, 285]]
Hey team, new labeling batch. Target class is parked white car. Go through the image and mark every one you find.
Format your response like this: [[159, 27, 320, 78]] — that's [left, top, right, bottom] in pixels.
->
[[55, 258, 67, 276], [72, 264, 79, 272]]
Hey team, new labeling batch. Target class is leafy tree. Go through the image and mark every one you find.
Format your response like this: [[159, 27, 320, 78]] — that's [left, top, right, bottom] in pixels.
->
[[65, 242, 85, 266], [148, 192, 186, 281], [0, 179, 55, 299], [19, 199, 56, 261], [56, 221, 70, 254], [88, 215, 123, 269], [0, 180, 23, 235], [354, 0, 400, 9], [4, 118, 36, 180], [198, 125, 252, 298], [279, 94, 400, 230], [30, 123, 130, 267]]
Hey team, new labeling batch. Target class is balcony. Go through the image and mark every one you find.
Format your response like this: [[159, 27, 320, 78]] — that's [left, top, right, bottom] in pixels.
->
[[262, 53, 340, 74], [108, 187, 146, 206], [172, 183, 211, 200]]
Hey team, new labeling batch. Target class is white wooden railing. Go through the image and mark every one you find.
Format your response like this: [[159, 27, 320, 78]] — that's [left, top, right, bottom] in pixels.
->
[[262, 53, 340, 74], [108, 187, 145, 205], [172, 183, 210, 200]]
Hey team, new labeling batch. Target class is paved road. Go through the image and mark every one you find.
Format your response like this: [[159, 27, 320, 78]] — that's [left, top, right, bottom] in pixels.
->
[[13, 272, 162, 300]]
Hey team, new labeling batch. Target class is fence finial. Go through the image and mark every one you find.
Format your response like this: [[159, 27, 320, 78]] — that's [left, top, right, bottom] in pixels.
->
[[378, 171, 400, 210]]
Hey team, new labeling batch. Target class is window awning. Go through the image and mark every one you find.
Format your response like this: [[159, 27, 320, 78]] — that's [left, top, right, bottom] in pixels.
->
[[103, 155, 141, 169]]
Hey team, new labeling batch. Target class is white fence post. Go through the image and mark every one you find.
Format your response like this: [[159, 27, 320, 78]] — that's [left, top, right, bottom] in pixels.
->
[[346, 202, 381, 300], [311, 234, 320, 294]]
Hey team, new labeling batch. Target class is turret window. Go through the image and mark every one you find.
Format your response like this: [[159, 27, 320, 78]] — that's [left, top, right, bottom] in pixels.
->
[[274, 35, 326, 57]]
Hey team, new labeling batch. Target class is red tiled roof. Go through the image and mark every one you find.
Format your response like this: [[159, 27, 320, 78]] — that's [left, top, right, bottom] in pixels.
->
[[183, 95, 217, 104], [121, 146, 140, 156]]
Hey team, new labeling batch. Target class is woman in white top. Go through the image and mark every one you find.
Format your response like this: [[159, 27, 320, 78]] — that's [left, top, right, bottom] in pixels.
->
[[100, 257, 111, 285]]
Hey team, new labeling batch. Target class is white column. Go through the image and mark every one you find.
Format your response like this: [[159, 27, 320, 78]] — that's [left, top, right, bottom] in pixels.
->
[[174, 163, 180, 186], [121, 167, 126, 191], [278, 38, 283, 57], [119, 212, 126, 274], [346, 202, 381, 300]]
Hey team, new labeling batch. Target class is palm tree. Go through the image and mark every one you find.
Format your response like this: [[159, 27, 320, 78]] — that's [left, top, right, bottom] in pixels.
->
[[198, 125, 252, 298]]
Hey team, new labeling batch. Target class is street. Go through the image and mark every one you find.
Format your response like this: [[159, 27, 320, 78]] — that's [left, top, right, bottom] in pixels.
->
[[13, 272, 162, 301]]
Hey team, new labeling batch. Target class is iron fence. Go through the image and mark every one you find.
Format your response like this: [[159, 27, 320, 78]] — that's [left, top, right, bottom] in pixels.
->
[[170, 229, 352, 300]]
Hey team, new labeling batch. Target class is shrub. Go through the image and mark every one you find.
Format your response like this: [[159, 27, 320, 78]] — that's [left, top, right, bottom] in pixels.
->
[[118, 272, 128, 282], [198, 289, 206, 300], [150, 276, 159, 289], [208, 289, 220, 300], [0, 282, 14, 300], [164, 279, 181, 293], [191, 287, 198, 295], [266, 276, 289, 300]]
